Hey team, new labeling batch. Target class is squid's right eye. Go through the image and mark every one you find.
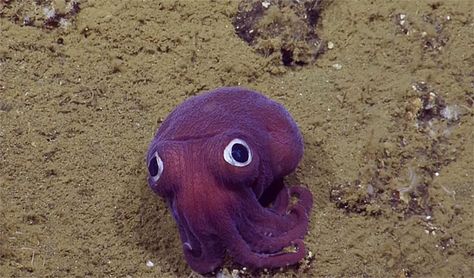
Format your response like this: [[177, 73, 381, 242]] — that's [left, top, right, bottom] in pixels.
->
[[148, 151, 164, 182], [223, 138, 252, 167]]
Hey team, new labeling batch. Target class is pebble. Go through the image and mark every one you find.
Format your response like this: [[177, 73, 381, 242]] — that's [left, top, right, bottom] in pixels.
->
[[262, 0, 271, 8], [327, 41, 334, 49], [146, 260, 154, 267]]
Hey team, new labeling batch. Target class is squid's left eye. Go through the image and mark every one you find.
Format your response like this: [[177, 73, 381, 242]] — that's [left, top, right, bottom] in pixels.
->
[[223, 138, 252, 167], [148, 151, 164, 182]]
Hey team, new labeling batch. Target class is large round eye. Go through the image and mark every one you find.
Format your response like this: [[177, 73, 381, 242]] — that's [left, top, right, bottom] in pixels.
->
[[148, 151, 164, 182], [223, 138, 252, 167]]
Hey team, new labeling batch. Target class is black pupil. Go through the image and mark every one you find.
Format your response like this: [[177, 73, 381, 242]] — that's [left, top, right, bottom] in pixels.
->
[[148, 157, 159, 176], [231, 143, 249, 163]]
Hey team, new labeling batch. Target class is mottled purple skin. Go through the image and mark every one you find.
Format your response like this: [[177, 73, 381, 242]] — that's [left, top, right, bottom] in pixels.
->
[[146, 87, 313, 274]]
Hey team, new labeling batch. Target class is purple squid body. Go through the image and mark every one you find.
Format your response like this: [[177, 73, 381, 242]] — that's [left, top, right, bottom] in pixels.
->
[[146, 87, 313, 274]]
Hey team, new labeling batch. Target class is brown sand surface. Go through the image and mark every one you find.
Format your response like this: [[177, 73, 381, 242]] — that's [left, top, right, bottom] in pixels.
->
[[1, 0, 473, 277]]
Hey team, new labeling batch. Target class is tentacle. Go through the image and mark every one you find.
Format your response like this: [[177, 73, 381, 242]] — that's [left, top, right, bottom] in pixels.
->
[[171, 200, 225, 274], [219, 221, 307, 269], [234, 186, 313, 254], [182, 232, 225, 274], [237, 203, 309, 253], [242, 189, 309, 237], [258, 176, 313, 215]]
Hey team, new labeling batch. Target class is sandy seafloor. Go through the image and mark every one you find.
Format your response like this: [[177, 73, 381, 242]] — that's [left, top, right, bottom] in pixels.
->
[[0, 0, 473, 277]]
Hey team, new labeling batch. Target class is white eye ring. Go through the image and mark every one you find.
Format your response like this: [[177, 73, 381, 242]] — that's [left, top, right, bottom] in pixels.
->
[[223, 138, 252, 167], [148, 151, 164, 182]]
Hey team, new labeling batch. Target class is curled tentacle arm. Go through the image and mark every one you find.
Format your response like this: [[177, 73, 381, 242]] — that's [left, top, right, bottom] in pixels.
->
[[242, 186, 312, 235], [218, 221, 307, 269], [181, 232, 225, 274], [172, 201, 225, 274], [236, 203, 310, 254]]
